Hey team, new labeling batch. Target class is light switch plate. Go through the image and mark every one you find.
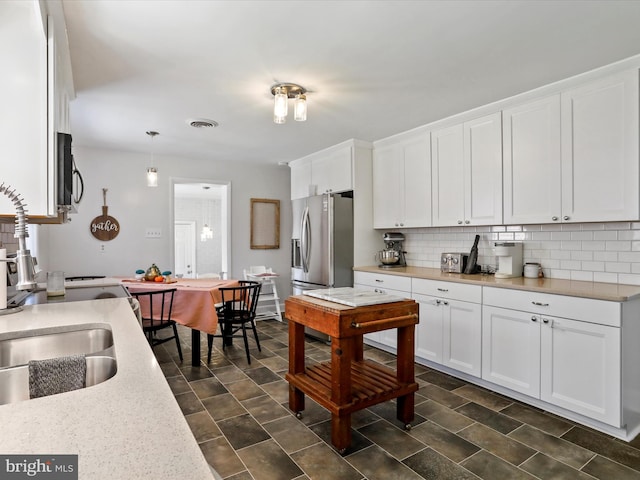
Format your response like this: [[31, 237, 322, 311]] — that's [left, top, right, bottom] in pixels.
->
[[145, 228, 162, 238]]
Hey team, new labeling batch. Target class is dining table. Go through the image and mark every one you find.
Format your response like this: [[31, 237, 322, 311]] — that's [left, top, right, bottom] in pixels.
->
[[122, 277, 239, 366]]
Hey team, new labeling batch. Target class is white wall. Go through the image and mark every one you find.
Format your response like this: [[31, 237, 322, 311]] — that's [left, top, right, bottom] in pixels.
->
[[37, 146, 293, 296]]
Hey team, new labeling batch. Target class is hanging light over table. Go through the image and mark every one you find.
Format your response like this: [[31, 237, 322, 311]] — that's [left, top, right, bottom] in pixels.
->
[[146, 131, 159, 187]]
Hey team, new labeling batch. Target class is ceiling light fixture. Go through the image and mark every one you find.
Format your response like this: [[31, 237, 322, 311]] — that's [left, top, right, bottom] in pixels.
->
[[146, 131, 159, 187], [270, 83, 307, 124]]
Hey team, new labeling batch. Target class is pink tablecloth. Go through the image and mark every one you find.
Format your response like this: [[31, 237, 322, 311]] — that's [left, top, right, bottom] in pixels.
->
[[123, 278, 239, 335]]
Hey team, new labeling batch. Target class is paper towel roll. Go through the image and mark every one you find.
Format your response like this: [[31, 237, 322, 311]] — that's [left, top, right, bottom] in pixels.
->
[[0, 248, 6, 309]]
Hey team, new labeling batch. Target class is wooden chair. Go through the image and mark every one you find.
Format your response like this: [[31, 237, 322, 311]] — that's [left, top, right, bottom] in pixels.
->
[[207, 281, 261, 364], [128, 288, 183, 362]]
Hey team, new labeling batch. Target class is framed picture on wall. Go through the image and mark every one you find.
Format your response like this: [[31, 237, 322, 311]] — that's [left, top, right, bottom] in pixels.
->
[[250, 198, 280, 249]]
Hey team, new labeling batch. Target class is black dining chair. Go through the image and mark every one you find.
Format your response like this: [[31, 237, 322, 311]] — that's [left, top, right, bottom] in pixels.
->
[[207, 281, 262, 364], [129, 288, 183, 362]]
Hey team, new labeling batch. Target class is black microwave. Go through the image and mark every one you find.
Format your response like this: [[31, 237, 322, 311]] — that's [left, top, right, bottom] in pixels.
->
[[57, 132, 84, 208]]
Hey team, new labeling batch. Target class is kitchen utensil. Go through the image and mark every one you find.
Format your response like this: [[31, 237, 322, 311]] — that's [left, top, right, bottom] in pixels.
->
[[378, 232, 407, 268], [90, 188, 120, 241], [464, 235, 480, 274], [524, 263, 543, 278], [378, 250, 400, 265], [440, 253, 468, 273]]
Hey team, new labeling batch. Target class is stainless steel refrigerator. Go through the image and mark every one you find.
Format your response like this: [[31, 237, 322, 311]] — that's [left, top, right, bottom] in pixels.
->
[[291, 192, 354, 341]]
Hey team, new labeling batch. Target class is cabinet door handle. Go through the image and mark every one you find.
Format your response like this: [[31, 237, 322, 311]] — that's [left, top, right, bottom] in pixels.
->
[[531, 316, 537, 322], [437, 288, 448, 292], [435, 299, 441, 305], [542, 318, 550, 324], [532, 301, 549, 307], [457, 220, 463, 225], [464, 220, 470, 224], [552, 216, 559, 221], [563, 216, 570, 221], [442, 301, 449, 306]]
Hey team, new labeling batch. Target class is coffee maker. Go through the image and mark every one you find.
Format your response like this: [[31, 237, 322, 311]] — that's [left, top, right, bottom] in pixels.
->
[[378, 232, 407, 268], [494, 242, 523, 278]]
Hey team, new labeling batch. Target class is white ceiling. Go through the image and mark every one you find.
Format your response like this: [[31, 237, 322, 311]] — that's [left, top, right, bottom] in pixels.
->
[[62, 0, 640, 167]]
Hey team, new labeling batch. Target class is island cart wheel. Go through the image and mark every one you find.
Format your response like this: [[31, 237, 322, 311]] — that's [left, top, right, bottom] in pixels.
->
[[296, 412, 303, 419], [405, 424, 412, 431]]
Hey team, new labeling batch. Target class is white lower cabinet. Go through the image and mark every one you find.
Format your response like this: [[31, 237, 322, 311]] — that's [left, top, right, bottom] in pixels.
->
[[413, 279, 482, 377], [354, 271, 411, 350], [482, 287, 621, 427]]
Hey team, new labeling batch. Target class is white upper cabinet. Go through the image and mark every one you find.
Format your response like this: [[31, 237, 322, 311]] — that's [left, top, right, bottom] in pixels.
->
[[503, 70, 639, 224], [431, 124, 465, 226], [312, 145, 353, 195], [432, 113, 502, 226], [560, 70, 639, 223], [0, 1, 74, 219], [503, 96, 562, 224], [0, 1, 48, 217], [373, 130, 431, 229], [289, 140, 367, 200], [290, 159, 312, 200]]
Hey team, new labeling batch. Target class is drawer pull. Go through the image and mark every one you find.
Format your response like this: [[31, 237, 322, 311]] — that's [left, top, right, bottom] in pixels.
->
[[375, 279, 384, 283], [532, 301, 549, 307], [437, 288, 449, 292], [351, 314, 418, 329]]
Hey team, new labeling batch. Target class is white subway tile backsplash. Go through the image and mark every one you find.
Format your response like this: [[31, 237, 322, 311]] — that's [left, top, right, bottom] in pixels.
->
[[571, 270, 593, 282], [570, 251, 593, 261], [618, 274, 640, 286], [594, 231, 618, 241], [402, 221, 640, 286], [570, 231, 593, 241], [581, 241, 606, 251], [619, 230, 640, 240], [551, 232, 572, 241], [594, 272, 619, 283], [605, 262, 632, 273], [605, 241, 632, 252], [582, 261, 605, 272], [594, 251, 618, 262], [618, 251, 640, 262], [605, 222, 631, 230]]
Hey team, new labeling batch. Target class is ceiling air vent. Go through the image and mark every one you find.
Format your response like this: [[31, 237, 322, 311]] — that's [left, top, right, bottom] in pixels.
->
[[188, 118, 219, 129]]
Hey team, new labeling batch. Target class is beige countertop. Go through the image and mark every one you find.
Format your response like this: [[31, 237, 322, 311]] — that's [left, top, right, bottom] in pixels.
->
[[0, 298, 214, 480], [354, 266, 640, 302]]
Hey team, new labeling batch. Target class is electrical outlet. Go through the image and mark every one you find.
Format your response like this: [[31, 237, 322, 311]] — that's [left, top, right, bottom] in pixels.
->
[[145, 228, 162, 238]]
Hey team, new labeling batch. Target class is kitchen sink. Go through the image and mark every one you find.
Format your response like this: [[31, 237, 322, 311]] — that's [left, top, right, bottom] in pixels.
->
[[0, 323, 114, 368], [0, 354, 117, 405]]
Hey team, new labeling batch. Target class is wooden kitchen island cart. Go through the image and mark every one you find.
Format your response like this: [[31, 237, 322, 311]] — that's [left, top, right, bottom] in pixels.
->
[[285, 294, 419, 453]]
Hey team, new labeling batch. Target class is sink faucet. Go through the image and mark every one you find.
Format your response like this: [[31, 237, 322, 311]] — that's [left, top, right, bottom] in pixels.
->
[[0, 183, 37, 291]]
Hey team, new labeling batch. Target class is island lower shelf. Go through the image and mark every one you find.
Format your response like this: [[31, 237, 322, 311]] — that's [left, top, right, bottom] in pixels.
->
[[286, 360, 418, 416]]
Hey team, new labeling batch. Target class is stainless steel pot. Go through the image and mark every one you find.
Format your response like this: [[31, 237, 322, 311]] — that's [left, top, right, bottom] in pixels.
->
[[378, 250, 400, 265]]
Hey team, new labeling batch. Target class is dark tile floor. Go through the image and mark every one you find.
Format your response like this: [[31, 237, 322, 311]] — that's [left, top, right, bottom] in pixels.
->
[[152, 319, 640, 480]]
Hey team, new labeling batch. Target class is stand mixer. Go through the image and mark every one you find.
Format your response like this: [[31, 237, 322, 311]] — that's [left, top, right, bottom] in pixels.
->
[[378, 232, 407, 268]]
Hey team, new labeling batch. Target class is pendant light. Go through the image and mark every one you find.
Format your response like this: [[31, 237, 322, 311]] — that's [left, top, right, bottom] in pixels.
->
[[200, 186, 214, 241], [271, 83, 307, 124], [146, 131, 159, 187]]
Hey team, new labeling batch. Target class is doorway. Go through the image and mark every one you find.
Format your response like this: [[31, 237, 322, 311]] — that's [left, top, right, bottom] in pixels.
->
[[172, 179, 230, 279]]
